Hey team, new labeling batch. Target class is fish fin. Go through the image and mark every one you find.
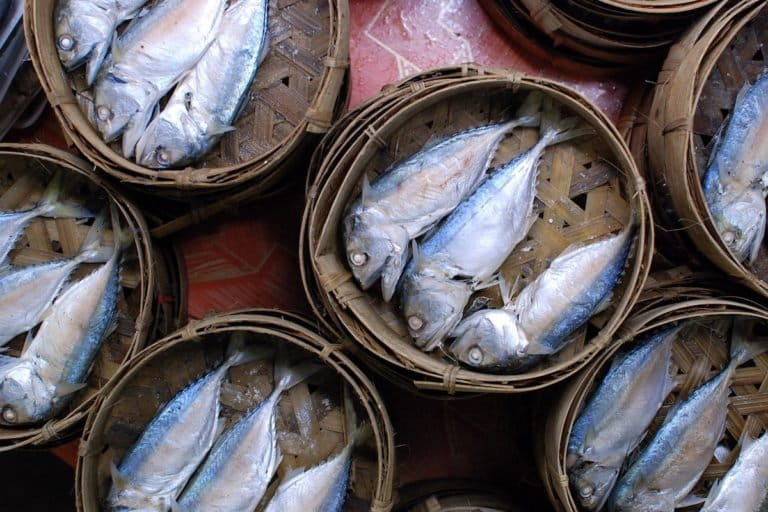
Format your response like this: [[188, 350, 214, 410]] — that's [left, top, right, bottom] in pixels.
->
[[701, 479, 721, 510], [713, 442, 731, 464], [730, 317, 768, 365], [54, 382, 86, 397], [473, 273, 501, 291], [361, 174, 373, 208], [675, 493, 707, 508], [273, 353, 322, 394], [21, 328, 35, 354], [498, 274, 521, 307], [539, 98, 593, 146], [705, 119, 726, 169], [110, 460, 130, 492], [76, 209, 110, 263], [38, 172, 93, 219], [410, 239, 422, 267], [208, 121, 235, 137], [85, 40, 110, 87], [109, 37, 124, 64], [593, 291, 613, 314], [123, 106, 156, 159], [516, 91, 544, 118], [747, 208, 765, 264], [214, 416, 227, 439], [343, 383, 358, 439], [380, 227, 410, 302], [465, 295, 491, 315], [109, 202, 133, 252], [223, 331, 273, 369], [525, 341, 557, 356]]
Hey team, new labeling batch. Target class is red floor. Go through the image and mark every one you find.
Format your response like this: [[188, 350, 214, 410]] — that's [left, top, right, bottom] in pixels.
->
[[15, 0, 643, 507]]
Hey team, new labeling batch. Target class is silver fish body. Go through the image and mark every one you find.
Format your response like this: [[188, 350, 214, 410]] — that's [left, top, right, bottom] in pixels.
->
[[0, 213, 106, 346], [135, 0, 270, 169], [566, 326, 678, 511], [702, 71, 768, 263], [107, 338, 259, 512], [54, 0, 146, 86], [93, 0, 226, 157], [0, 222, 120, 425], [450, 227, 632, 369], [401, 116, 583, 351], [177, 360, 316, 512], [344, 105, 539, 301], [700, 432, 768, 512]]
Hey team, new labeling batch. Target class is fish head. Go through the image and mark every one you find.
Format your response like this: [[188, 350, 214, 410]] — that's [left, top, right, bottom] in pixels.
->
[[449, 309, 528, 369], [342, 208, 396, 290], [713, 193, 765, 262], [94, 74, 145, 142], [54, 8, 110, 70], [569, 462, 619, 511], [107, 486, 175, 512], [0, 362, 50, 426], [401, 272, 471, 351], [136, 103, 202, 169]]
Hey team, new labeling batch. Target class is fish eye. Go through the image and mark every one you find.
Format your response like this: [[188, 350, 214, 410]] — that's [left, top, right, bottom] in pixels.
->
[[156, 148, 171, 165], [408, 315, 424, 331], [579, 485, 594, 498], [96, 105, 112, 122], [57, 34, 75, 51], [2, 406, 16, 424], [468, 346, 483, 364], [350, 251, 367, 267]]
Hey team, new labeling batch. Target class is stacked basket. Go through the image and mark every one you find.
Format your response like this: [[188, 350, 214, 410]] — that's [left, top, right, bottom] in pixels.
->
[[302, 65, 653, 395]]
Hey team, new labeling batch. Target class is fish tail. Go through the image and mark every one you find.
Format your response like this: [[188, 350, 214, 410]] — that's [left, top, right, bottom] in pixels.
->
[[37, 171, 93, 219], [75, 209, 112, 263], [729, 318, 768, 366], [221, 332, 274, 370], [108, 202, 134, 254], [273, 353, 322, 394], [538, 98, 594, 148]]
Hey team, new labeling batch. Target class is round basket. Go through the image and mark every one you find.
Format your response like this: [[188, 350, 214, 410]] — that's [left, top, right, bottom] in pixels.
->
[[0, 143, 154, 449], [24, 0, 349, 196], [77, 309, 396, 512], [647, 0, 768, 297], [394, 480, 521, 512], [305, 65, 653, 395], [480, 0, 712, 67], [539, 290, 768, 512]]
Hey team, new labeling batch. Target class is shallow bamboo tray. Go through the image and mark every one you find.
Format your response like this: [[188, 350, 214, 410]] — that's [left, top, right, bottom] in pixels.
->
[[647, 0, 768, 297], [77, 309, 396, 512], [24, 0, 349, 196], [306, 65, 653, 395], [539, 290, 768, 512], [0, 143, 154, 450]]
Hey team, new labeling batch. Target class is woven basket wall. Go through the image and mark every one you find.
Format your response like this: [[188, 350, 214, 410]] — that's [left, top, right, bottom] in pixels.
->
[[304, 65, 653, 395], [479, 0, 712, 67], [394, 480, 520, 512], [77, 309, 396, 512], [24, 0, 349, 197], [539, 291, 768, 512], [647, 0, 768, 298], [0, 144, 155, 450]]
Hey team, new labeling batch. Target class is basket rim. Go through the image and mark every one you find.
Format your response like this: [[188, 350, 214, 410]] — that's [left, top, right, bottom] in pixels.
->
[[309, 67, 654, 393], [24, 0, 350, 192], [77, 308, 396, 512], [0, 142, 156, 449]]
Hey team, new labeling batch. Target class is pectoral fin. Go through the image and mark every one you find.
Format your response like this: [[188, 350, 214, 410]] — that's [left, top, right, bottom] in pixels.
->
[[54, 382, 87, 397]]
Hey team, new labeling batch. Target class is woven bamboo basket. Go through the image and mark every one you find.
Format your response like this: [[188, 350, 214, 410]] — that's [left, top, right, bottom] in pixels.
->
[[538, 289, 768, 512], [480, 0, 712, 67], [647, 0, 768, 297], [24, 0, 349, 196], [77, 309, 396, 512], [0, 143, 154, 450], [394, 480, 520, 511], [305, 65, 653, 395]]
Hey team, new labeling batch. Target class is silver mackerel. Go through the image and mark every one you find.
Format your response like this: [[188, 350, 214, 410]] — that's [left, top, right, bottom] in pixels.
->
[[93, 0, 226, 157], [702, 71, 768, 263], [343, 93, 541, 302], [135, 0, 270, 169]]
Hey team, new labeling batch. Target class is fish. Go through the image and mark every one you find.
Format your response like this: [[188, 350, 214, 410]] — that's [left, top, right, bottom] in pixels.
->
[[177, 356, 320, 512], [565, 326, 679, 511], [401, 104, 591, 351], [92, 0, 226, 157], [608, 319, 767, 512], [0, 171, 92, 265], [54, 0, 147, 86], [135, 0, 270, 169], [107, 334, 267, 512], [263, 387, 364, 512], [449, 226, 633, 370], [0, 204, 125, 426], [343, 94, 542, 302], [700, 431, 768, 512], [0, 211, 109, 346], [702, 71, 768, 264]]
